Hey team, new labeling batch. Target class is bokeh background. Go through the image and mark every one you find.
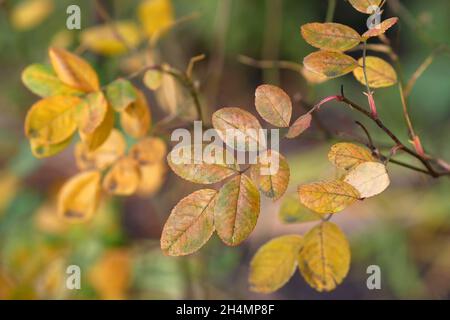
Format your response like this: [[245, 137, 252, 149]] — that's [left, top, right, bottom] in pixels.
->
[[0, 0, 449, 299]]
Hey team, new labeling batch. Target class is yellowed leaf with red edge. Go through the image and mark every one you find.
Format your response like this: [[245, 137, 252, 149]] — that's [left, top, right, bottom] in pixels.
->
[[89, 249, 131, 300], [25, 95, 85, 144], [130, 137, 166, 165], [79, 104, 114, 152], [344, 162, 390, 198], [11, 0, 54, 31], [298, 222, 350, 292], [103, 157, 141, 196], [161, 189, 217, 256], [255, 84, 292, 127], [30, 136, 72, 159], [137, 162, 167, 196], [167, 144, 240, 184], [328, 142, 375, 170], [80, 21, 141, 56], [249, 235, 303, 293], [303, 51, 358, 78], [348, 0, 382, 14], [353, 56, 397, 88], [298, 180, 360, 214], [212, 107, 265, 151], [75, 129, 126, 170], [250, 150, 290, 201], [138, 0, 174, 39], [363, 17, 398, 39], [49, 47, 99, 92], [57, 170, 101, 223], [120, 89, 151, 138], [106, 78, 137, 112], [285, 113, 312, 139], [78, 91, 108, 135], [22, 64, 83, 98], [301, 23, 361, 52], [214, 174, 260, 246]]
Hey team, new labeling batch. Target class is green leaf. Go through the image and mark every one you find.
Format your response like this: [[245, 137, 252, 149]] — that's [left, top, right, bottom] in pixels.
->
[[105, 78, 138, 111]]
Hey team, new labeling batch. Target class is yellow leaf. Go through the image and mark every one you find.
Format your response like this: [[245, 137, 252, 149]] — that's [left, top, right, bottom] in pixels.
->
[[136, 161, 167, 196], [49, 47, 100, 92], [11, 0, 54, 31], [161, 189, 217, 256], [249, 235, 303, 293], [79, 104, 114, 152], [50, 30, 74, 49], [300, 67, 328, 84], [89, 249, 131, 300], [102, 157, 141, 196], [279, 194, 323, 224], [143, 69, 163, 90], [75, 129, 126, 171], [30, 135, 72, 158], [130, 137, 167, 165], [362, 17, 398, 39], [255, 84, 292, 127], [212, 107, 265, 152], [298, 222, 350, 292], [353, 56, 398, 88], [22, 64, 83, 98], [57, 170, 102, 223], [167, 144, 239, 184], [138, 0, 174, 39], [301, 23, 361, 52], [285, 113, 312, 139], [78, 91, 108, 135], [348, 0, 382, 14], [120, 89, 151, 138], [80, 21, 141, 56], [344, 162, 390, 198], [303, 51, 358, 78], [328, 142, 375, 170], [105, 78, 137, 112], [250, 150, 290, 201], [214, 174, 260, 246], [298, 180, 360, 214], [25, 95, 84, 144]]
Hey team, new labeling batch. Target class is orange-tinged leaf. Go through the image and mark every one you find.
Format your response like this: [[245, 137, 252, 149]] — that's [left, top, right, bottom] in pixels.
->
[[136, 162, 167, 196], [348, 0, 382, 14], [11, 0, 54, 31], [214, 174, 260, 246], [22, 64, 83, 98], [130, 137, 167, 165], [30, 135, 72, 158], [212, 107, 266, 152], [303, 51, 358, 78], [255, 84, 292, 127], [344, 162, 390, 198], [161, 189, 217, 256], [57, 170, 102, 223], [78, 91, 108, 135], [120, 89, 151, 138], [79, 104, 114, 152], [301, 23, 361, 52], [138, 0, 174, 39], [285, 113, 312, 139], [279, 193, 323, 224], [167, 144, 239, 184], [49, 47, 100, 92], [362, 17, 398, 39], [353, 56, 398, 88], [25, 95, 84, 144], [106, 78, 137, 112], [298, 180, 360, 214], [328, 142, 375, 170], [75, 129, 126, 170], [298, 222, 350, 292], [80, 21, 141, 56], [103, 157, 141, 196], [249, 235, 303, 293], [250, 150, 290, 201]]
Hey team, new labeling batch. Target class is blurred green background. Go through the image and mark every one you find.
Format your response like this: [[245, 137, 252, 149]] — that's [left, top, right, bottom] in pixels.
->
[[0, 0, 449, 299]]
